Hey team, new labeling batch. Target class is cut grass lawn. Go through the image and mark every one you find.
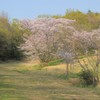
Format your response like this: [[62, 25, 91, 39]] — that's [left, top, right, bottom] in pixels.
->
[[0, 61, 100, 100]]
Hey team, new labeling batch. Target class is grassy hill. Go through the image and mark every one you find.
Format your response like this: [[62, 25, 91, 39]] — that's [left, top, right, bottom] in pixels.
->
[[0, 62, 100, 100]]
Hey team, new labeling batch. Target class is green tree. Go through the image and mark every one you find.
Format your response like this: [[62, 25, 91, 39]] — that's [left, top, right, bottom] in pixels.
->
[[0, 14, 24, 61]]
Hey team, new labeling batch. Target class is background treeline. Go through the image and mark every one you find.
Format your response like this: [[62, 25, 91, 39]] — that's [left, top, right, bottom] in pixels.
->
[[0, 10, 100, 61], [54, 10, 100, 31]]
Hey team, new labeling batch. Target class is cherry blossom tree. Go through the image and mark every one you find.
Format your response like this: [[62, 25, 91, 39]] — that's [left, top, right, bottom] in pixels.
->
[[20, 18, 75, 63], [20, 17, 100, 79]]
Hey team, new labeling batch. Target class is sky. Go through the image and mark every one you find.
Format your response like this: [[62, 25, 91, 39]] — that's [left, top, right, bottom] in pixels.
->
[[0, 0, 100, 20]]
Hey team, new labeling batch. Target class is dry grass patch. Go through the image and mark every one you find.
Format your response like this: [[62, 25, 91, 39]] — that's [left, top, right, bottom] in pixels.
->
[[0, 61, 100, 100]]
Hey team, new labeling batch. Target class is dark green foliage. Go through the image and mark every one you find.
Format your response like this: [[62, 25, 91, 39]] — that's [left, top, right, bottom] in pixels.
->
[[0, 14, 24, 61], [79, 70, 98, 86]]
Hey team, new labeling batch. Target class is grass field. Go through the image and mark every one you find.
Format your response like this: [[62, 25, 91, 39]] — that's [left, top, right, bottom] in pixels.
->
[[0, 61, 100, 100]]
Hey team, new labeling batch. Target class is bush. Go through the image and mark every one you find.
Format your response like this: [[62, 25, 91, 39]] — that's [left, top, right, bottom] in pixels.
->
[[0, 15, 24, 61], [79, 70, 98, 86]]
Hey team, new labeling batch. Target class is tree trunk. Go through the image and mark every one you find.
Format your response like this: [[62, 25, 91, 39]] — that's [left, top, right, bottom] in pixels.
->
[[66, 64, 69, 76]]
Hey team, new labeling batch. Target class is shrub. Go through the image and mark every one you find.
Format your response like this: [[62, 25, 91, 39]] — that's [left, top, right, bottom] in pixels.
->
[[79, 70, 98, 86]]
